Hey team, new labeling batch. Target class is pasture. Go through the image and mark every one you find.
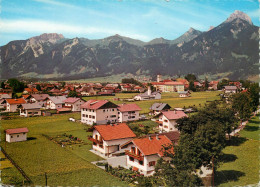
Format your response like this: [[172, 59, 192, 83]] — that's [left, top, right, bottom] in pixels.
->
[[83, 91, 221, 114], [0, 113, 127, 186], [215, 115, 260, 186]]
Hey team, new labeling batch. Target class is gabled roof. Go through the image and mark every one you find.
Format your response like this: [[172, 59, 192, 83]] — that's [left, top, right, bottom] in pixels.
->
[[63, 97, 81, 103], [22, 95, 31, 99], [6, 98, 26, 105], [0, 94, 11, 99], [150, 103, 171, 111], [47, 96, 67, 104], [162, 110, 188, 120], [31, 94, 50, 101], [81, 99, 117, 109], [137, 91, 161, 97], [132, 134, 172, 156], [24, 88, 38, 92], [5, 127, 29, 134], [117, 103, 141, 112], [21, 103, 42, 110], [160, 131, 180, 142], [94, 123, 136, 141]]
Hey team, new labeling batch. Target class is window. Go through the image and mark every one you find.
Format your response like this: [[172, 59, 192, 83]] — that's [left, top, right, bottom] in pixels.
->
[[149, 161, 156, 167], [132, 111, 135, 114], [95, 135, 98, 140], [89, 115, 92, 118], [93, 142, 97, 146], [131, 147, 135, 154], [128, 116, 132, 119], [131, 116, 135, 118], [82, 114, 85, 117], [164, 125, 168, 128], [164, 120, 168, 122], [139, 160, 144, 165], [23, 133, 25, 135], [112, 109, 114, 111], [92, 116, 95, 119], [110, 115, 116, 118], [118, 112, 120, 114], [128, 111, 131, 114], [103, 109, 105, 112], [17, 135, 19, 137], [11, 136, 13, 138], [130, 157, 134, 161], [86, 115, 88, 118], [99, 144, 103, 148]]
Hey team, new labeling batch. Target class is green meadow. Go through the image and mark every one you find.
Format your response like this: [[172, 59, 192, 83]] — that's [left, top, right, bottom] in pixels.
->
[[215, 114, 260, 186]]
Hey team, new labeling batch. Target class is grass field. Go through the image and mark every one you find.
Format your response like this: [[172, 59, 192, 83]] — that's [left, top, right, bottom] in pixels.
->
[[83, 91, 221, 114], [215, 114, 260, 186], [0, 114, 127, 186]]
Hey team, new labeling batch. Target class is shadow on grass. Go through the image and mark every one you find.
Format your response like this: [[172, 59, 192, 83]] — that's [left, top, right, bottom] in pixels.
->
[[215, 170, 245, 185], [219, 153, 238, 163], [243, 125, 259, 131], [226, 137, 247, 146], [27, 137, 37, 141]]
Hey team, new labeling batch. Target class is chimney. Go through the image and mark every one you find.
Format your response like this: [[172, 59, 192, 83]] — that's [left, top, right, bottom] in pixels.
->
[[148, 86, 151, 96], [148, 135, 152, 141], [156, 134, 159, 140]]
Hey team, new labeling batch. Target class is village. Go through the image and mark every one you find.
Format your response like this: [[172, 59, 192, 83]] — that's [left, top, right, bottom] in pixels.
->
[[0, 74, 258, 186]]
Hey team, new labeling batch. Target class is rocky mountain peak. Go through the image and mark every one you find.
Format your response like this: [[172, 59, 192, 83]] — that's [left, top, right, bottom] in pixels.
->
[[208, 26, 215, 31], [225, 10, 252, 25], [29, 33, 64, 44]]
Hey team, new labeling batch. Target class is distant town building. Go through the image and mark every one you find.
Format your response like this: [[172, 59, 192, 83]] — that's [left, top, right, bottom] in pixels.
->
[[19, 103, 42, 117], [5, 98, 27, 112], [134, 87, 161, 101], [63, 97, 85, 112], [149, 103, 171, 115], [45, 96, 67, 109]]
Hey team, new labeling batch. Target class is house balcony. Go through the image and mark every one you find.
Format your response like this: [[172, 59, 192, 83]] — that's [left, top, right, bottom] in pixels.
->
[[88, 136, 103, 144], [125, 150, 144, 161]]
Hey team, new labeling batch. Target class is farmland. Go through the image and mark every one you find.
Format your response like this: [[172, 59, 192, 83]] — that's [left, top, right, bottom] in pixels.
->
[[83, 91, 221, 114], [0, 113, 128, 186], [215, 114, 260, 186]]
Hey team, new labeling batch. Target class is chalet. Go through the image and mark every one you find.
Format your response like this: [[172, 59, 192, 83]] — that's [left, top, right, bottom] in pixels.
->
[[45, 96, 66, 109], [0, 93, 12, 100], [30, 94, 50, 103], [5, 128, 29, 143], [149, 103, 171, 115], [117, 103, 141, 122], [5, 98, 27, 112], [81, 100, 119, 125], [134, 86, 145, 93], [88, 123, 136, 157], [224, 86, 237, 94], [209, 81, 219, 90], [19, 103, 42, 117], [22, 94, 31, 101], [122, 85, 132, 92], [23, 88, 38, 94], [158, 110, 188, 132], [134, 87, 161, 101], [178, 91, 190, 98], [63, 97, 85, 112], [0, 94, 11, 109], [121, 134, 173, 176], [80, 87, 96, 96]]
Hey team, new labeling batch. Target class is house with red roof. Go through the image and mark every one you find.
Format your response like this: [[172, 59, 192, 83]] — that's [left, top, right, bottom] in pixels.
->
[[23, 88, 38, 94], [121, 134, 173, 176], [158, 110, 188, 132], [64, 97, 85, 111], [5, 98, 27, 112], [45, 96, 67, 109], [5, 127, 29, 143], [117, 103, 142, 122], [81, 100, 119, 125], [88, 123, 136, 157]]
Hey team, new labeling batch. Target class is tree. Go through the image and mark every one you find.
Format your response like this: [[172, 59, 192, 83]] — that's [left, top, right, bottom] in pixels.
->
[[36, 84, 42, 91], [231, 93, 252, 123], [68, 90, 78, 97], [248, 83, 260, 113], [1, 82, 5, 89], [7, 78, 24, 93], [185, 74, 197, 82], [188, 80, 196, 92]]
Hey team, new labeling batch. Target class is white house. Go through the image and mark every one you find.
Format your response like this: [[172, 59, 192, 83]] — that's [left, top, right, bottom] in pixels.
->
[[158, 110, 188, 132], [149, 103, 171, 115], [121, 134, 173, 176], [134, 87, 161, 101], [63, 97, 85, 112], [178, 91, 190, 98], [81, 99, 119, 125], [5, 128, 29, 143], [19, 103, 42, 117], [88, 123, 136, 157], [45, 96, 66, 109], [224, 86, 237, 94], [5, 98, 27, 112], [117, 103, 141, 122]]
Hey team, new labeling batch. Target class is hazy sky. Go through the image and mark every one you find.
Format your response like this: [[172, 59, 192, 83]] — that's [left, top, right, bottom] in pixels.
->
[[1, 0, 259, 45]]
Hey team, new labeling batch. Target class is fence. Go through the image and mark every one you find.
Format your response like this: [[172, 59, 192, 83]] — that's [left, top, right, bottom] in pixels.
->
[[1, 146, 33, 185]]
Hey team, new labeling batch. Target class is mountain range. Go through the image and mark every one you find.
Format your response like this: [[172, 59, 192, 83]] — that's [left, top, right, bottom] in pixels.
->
[[1, 10, 258, 81]]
